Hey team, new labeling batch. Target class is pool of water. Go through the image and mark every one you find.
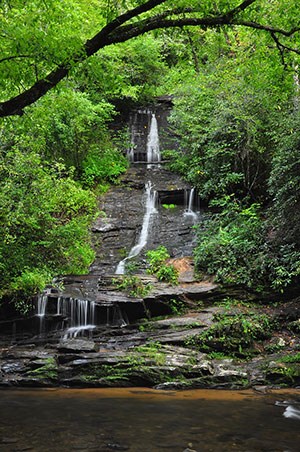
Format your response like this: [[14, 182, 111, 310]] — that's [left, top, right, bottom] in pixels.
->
[[0, 388, 299, 451]]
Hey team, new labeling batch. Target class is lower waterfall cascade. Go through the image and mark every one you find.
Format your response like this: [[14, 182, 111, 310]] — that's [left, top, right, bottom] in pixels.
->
[[37, 289, 97, 339], [184, 187, 199, 221]]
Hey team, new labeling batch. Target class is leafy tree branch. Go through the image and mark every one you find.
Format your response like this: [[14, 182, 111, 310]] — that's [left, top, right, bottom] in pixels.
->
[[0, 0, 298, 117]]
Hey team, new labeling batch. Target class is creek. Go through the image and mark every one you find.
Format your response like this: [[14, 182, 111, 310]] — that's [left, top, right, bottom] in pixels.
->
[[0, 388, 299, 451]]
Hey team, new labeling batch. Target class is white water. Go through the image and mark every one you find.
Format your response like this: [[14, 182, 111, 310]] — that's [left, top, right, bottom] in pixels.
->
[[37, 289, 50, 334], [56, 296, 62, 315], [37, 292, 96, 339], [115, 181, 157, 274], [147, 113, 160, 164], [184, 188, 198, 221], [63, 324, 96, 340], [128, 123, 135, 162], [283, 405, 300, 420], [63, 298, 96, 339], [37, 293, 48, 318]]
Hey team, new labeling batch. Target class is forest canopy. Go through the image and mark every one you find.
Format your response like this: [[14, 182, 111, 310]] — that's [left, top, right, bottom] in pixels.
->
[[0, 0, 299, 116], [1, 0, 300, 307]]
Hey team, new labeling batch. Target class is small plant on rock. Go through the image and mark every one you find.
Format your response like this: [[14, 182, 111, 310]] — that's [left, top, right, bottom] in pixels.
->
[[146, 246, 178, 284], [112, 275, 152, 298]]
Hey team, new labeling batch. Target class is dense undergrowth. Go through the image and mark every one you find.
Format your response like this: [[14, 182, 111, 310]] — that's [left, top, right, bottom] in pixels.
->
[[0, 91, 128, 306], [164, 59, 300, 293]]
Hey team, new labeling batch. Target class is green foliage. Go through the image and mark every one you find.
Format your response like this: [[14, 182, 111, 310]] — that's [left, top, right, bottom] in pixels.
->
[[82, 146, 128, 187], [78, 34, 168, 102], [194, 200, 300, 291], [268, 111, 300, 247], [1, 0, 300, 306], [0, 0, 102, 99], [10, 269, 51, 300], [186, 312, 273, 356], [162, 204, 176, 209], [169, 298, 186, 316], [0, 149, 97, 299], [146, 246, 170, 272], [13, 89, 116, 175], [207, 351, 233, 360], [279, 353, 300, 364], [112, 275, 152, 298], [146, 246, 178, 284], [287, 320, 300, 334]]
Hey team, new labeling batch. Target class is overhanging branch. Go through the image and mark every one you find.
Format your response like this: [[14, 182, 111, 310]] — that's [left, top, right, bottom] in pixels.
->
[[0, 0, 298, 117]]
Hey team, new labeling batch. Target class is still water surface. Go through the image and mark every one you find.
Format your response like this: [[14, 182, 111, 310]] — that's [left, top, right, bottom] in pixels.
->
[[0, 388, 299, 452]]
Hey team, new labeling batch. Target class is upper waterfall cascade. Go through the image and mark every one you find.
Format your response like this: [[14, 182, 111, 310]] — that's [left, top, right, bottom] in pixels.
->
[[127, 110, 161, 163], [147, 113, 160, 164]]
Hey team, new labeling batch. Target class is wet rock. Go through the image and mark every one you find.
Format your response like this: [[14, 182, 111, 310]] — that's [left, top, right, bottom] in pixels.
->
[[1, 437, 19, 444], [214, 361, 248, 380], [2, 349, 55, 360], [1, 361, 27, 374], [154, 381, 191, 390], [106, 442, 129, 450], [58, 339, 99, 353]]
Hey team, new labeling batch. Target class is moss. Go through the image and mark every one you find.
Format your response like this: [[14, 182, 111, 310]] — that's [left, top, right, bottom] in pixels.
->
[[184, 312, 274, 358], [27, 357, 58, 381], [265, 361, 300, 384], [279, 352, 300, 363]]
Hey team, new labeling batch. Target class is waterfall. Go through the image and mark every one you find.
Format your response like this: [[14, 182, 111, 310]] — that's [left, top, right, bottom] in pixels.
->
[[36, 290, 96, 339], [37, 289, 50, 334], [127, 118, 136, 162], [115, 181, 157, 274], [62, 298, 96, 339], [56, 296, 62, 315], [188, 187, 195, 212], [184, 188, 198, 221], [147, 113, 160, 164]]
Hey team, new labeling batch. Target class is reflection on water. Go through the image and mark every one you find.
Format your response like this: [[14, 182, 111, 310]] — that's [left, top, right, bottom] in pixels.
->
[[0, 388, 299, 451]]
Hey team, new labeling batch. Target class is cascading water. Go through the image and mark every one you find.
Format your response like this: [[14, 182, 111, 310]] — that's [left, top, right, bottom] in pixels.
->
[[37, 290, 49, 334], [36, 290, 96, 339], [127, 121, 135, 162], [115, 181, 157, 274], [147, 113, 160, 164], [184, 188, 198, 221], [62, 298, 96, 339]]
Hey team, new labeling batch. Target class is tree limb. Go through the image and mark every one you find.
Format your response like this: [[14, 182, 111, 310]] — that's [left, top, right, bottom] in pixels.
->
[[0, 54, 33, 64]]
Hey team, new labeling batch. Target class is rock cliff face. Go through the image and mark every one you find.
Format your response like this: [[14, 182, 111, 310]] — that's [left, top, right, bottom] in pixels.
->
[[1, 102, 300, 389], [90, 165, 198, 275]]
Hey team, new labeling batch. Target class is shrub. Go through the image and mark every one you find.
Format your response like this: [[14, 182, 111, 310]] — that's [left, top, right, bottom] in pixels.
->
[[194, 199, 300, 291], [146, 246, 178, 284]]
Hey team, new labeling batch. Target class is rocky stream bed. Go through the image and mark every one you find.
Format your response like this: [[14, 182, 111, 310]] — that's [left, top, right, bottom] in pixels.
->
[[1, 267, 300, 390]]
